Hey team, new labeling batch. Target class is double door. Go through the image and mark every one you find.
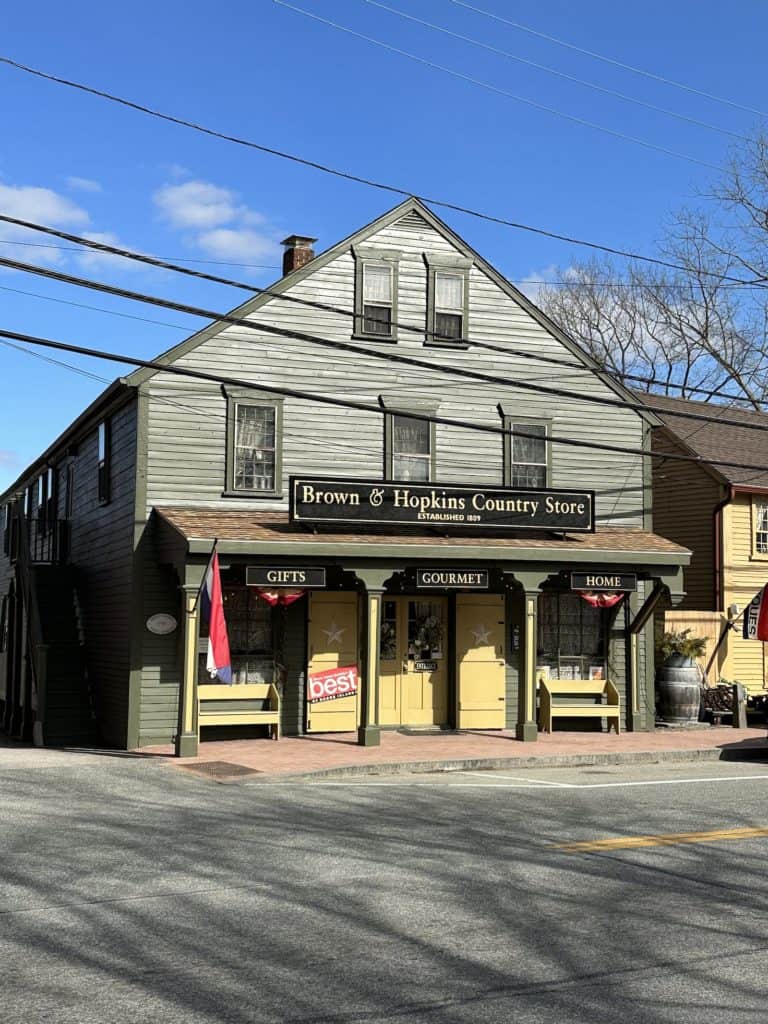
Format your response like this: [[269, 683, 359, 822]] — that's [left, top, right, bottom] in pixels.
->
[[379, 597, 448, 727]]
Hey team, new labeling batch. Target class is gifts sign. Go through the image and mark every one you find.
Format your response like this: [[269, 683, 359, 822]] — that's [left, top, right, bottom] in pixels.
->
[[307, 665, 359, 704]]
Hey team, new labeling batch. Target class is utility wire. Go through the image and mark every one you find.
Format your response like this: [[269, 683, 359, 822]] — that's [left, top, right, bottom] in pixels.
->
[[274, 1, 723, 172], [0, 55, 760, 282], [6, 278, 755, 405], [0, 236, 280, 269], [4, 212, 768, 408], [4, 248, 768, 438], [450, 0, 768, 119], [3, 325, 768, 478], [362, 0, 748, 141]]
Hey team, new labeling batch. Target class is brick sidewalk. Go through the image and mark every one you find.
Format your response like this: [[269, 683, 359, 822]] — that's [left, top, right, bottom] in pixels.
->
[[141, 725, 768, 779]]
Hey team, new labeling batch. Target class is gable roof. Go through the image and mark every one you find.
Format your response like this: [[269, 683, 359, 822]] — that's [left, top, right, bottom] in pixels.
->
[[636, 390, 768, 489], [124, 196, 657, 422]]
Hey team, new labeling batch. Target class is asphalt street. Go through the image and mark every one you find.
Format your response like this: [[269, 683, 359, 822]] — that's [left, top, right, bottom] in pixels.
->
[[2, 756, 768, 1023]]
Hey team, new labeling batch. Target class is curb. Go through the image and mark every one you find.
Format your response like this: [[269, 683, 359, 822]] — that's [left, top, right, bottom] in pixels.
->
[[251, 743, 768, 782]]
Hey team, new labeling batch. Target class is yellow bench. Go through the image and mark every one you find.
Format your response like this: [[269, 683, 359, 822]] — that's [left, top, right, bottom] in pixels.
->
[[198, 682, 281, 740], [538, 679, 620, 735]]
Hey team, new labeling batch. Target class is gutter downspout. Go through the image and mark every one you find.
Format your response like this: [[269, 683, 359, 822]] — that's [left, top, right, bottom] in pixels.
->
[[713, 485, 735, 612]]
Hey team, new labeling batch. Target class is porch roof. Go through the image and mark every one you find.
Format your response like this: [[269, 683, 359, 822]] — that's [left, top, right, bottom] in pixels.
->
[[154, 508, 690, 567]]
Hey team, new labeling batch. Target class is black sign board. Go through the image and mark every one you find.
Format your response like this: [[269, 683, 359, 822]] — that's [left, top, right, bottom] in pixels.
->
[[413, 660, 438, 672], [571, 572, 637, 592], [290, 477, 594, 533], [246, 567, 327, 588], [416, 569, 489, 589]]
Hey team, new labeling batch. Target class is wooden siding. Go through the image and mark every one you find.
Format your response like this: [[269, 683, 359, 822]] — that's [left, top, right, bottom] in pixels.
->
[[67, 401, 138, 745], [142, 212, 647, 525], [721, 497, 768, 693], [651, 430, 722, 610]]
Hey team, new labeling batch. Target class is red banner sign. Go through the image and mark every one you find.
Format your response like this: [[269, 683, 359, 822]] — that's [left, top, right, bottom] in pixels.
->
[[307, 665, 359, 704]]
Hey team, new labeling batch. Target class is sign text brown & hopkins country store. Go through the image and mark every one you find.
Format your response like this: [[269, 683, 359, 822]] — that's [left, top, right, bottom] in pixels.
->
[[290, 478, 595, 532]]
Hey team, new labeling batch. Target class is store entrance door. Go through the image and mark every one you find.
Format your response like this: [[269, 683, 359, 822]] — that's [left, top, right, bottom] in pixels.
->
[[379, 597, 448, 727]]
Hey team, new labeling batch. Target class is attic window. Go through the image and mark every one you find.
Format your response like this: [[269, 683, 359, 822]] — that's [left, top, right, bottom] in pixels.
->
[[425, 254, 471, 346], [352, 246, 399, 341]]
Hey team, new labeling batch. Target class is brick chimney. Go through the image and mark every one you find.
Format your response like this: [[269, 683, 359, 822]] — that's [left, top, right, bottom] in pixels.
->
[[281, 234, 317, 276]]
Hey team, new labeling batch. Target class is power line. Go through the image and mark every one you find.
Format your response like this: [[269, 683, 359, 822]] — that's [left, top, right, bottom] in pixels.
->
[[362, 0, 747, 142], [0, 55, 760, 283], [4, 247, 768, 438], [3, 325, 768, 479], [1, 235, 760, 289], [6, 278, 757, 407], [450, 0, 768, 119], [0, 235, 280, 269], [4, 212, 767, 408], [274, 1, 722, 172]]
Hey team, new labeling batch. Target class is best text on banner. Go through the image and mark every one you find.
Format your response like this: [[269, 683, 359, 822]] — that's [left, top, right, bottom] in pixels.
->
[[246, 567, 326, 588], [307, 665, 359, 704], [290, 477, 595, 533]]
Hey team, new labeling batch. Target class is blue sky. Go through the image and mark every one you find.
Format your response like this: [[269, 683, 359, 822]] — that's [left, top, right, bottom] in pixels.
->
[[1, 0, 767, 490]]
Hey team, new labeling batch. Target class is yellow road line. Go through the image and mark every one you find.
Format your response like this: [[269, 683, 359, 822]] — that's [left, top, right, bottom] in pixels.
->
[[554, 826, 768, 852]]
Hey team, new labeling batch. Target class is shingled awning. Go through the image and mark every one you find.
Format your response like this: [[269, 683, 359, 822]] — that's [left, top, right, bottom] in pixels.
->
[[154, 507, 690, 567]]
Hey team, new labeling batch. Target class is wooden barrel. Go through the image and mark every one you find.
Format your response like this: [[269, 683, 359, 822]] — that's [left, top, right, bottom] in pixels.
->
[[657, 657, 702, 724]]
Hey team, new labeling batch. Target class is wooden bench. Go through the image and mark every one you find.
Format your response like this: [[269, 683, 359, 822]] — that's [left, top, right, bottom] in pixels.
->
[[538, 679, 621, 734], [198, 682, 281, 740]]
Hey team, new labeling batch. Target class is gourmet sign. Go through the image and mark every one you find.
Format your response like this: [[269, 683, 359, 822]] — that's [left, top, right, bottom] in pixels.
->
[[290, 477, 594, 533], [307, 665, 359, 704]]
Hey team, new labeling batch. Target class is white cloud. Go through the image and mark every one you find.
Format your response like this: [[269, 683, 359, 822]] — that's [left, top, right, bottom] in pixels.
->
[[0, 183, 90, 227], [153, 180, 243, 229], [66, 176, 102, 193], [75, 231, 143, 273], [196, 228, 279, 262], [516, 264, 576, 302], [0, 184, 91, 269]]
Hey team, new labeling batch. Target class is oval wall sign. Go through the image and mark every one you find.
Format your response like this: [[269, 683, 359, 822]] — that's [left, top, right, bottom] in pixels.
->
[[146, 613, 178, 635]]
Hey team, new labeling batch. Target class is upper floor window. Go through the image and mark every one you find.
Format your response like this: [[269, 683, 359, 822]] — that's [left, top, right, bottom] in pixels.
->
[[2, 504, 10, 556], [387, 414, 433, 482], [755, 502, 768, 554], [37, 472, 48, 532], [434, 272, 464, 341], [425, 254, 471, 346], [64, 463, 74, 520], [225, 391, 283, 497], [353, 246, 399, 341], [98, 420, 111, 505], [504, 418, 550, 489]]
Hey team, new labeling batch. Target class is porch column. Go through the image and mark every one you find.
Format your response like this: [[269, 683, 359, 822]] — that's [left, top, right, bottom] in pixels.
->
[[353, 568, 397, 748], [512, 572, 551, 743], [175, 583, 200, 758]]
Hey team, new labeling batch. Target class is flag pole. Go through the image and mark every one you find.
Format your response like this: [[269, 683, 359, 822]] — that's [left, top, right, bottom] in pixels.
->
[[192, 537, 218, 613]]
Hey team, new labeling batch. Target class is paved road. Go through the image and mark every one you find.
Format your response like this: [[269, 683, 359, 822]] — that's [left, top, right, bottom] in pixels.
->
[[2, 757, 768, 1023]]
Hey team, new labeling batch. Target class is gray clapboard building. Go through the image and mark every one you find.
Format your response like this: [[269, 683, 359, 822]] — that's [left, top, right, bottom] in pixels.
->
[[0, 198, 688, 754]]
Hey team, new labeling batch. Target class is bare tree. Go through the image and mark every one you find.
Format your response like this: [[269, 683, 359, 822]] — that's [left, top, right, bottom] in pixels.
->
[[537, 136, 768, 408]]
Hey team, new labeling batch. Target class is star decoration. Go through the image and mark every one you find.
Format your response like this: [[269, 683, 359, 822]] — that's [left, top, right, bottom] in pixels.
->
[[322, 621, 346, 646], [471, 623, 492, 646]]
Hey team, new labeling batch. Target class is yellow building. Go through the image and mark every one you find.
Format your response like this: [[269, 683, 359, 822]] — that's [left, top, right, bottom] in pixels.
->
[[648, 393, 768, 712]]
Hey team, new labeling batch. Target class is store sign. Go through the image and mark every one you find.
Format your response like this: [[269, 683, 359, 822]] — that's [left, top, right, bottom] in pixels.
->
[[571, 572, 637, 592], [246, 566, 326, 588], [416, 569, 489, 589], [307, 665, 359, 704], [291, 477, 594, 533], [413, 660, 438, 672]]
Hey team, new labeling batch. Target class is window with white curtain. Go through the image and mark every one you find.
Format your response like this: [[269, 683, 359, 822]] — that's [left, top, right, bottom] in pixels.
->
[[755, 502, 768, 554], [362, 262, 393, 335], [434, 271, 464, 340], [390, 414, 432, 481], [234, 404, 276, 491], [508, 421, 548, 488]]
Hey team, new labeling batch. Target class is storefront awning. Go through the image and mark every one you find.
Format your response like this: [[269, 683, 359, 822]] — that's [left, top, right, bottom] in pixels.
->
[[154, 508, 690, 568]]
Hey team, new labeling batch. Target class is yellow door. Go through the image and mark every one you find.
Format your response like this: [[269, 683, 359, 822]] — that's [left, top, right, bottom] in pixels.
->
[[378, 597, 448, 727], [307, 592, 359, 732], [456, 593, 506, 729]]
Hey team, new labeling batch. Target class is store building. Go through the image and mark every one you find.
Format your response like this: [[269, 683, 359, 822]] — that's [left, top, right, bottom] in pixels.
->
[[0, 198, 688, 753], [644, 392, 768, 710]]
